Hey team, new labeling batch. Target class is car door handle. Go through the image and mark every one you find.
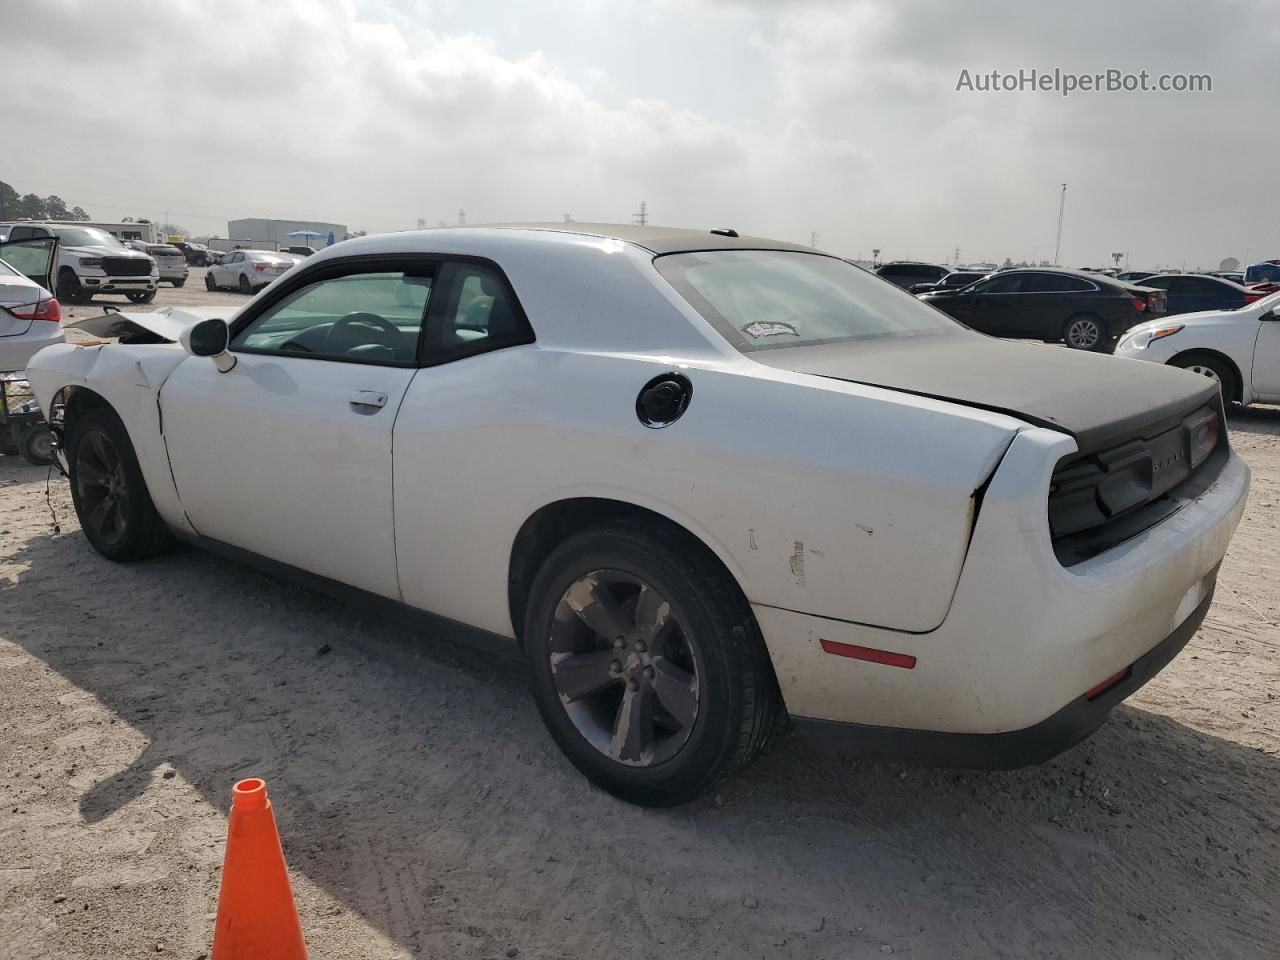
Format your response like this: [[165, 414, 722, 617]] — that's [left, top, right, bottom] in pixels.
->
[[348, 390, 388, 410]]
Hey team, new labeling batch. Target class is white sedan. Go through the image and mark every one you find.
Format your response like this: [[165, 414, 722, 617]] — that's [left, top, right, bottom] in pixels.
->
[[26, 225, 1249, 805], [1115, 291, 1280, 406], [205, 249, 296, 294]]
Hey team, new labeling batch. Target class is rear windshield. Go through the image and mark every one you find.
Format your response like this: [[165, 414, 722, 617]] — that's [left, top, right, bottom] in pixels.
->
[[655, 250, 959, 351]]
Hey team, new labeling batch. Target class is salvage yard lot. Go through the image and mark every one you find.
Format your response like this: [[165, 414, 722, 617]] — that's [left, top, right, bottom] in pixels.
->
[[2, 274, 1278, 958]]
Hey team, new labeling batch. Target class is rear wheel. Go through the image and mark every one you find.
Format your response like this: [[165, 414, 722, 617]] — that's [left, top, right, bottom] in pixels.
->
[[126, 290, 156, 304], [205, 272, 217, 291], [1170, 352, 1240, 404], [238, 274, 252, 294], [17, 425, 54, 466], [172, 279, 185, 288], [67, 407, 174, 561], [1063, 314, 1105, 351], [524, 521, 781, 806]]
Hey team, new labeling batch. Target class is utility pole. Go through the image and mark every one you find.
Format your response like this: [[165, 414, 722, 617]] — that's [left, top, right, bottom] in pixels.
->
[[458, 208, 466, 226], [953, 245, 960, 265], [872, 248, 881, 267], [632, 201, 647, 226], [1111, 252, 1124, 269], [1053, 183, 1067, 266], [416, 218, 426, 230], [810, 231, 818, 248], [563, 213, 573, 223]]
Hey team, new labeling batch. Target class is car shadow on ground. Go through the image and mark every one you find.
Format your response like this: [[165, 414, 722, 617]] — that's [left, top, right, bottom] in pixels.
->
[[1229, 403, 1280, 438], [1, 459, 1276, 958]]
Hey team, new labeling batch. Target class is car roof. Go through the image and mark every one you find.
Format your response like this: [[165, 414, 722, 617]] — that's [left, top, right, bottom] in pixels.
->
[[482, 222, 816, 255]]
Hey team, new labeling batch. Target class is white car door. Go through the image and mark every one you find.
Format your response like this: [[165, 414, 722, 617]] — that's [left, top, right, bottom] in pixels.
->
[[1250, 302, 1280, 398], [159, 260, 437, 598], [212, 252, 236, 287]]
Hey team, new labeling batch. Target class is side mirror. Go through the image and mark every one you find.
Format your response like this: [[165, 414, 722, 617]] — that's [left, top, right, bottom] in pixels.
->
[[180, 318, 237, 373]]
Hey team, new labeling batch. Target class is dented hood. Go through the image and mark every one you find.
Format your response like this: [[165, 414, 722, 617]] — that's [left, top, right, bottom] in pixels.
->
[[750, 330, 1219, 455], [67, 306, 231, 343]]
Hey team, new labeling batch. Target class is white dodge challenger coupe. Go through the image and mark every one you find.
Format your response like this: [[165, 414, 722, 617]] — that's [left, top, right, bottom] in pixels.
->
[[26, 224, 1249, 806]]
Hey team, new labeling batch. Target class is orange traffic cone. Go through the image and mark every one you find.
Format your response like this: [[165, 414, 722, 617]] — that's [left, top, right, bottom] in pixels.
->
[[211, 778, 308, 960]]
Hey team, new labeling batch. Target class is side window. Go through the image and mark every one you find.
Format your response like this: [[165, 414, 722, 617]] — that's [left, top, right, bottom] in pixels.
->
[[425, 262, 534, 361], [8, 226, 35, 241], [231, 270, 433, 364], [977, 273, 1022, 294], [878, 265, 907, 277], [1018, 273, 1055, 293]]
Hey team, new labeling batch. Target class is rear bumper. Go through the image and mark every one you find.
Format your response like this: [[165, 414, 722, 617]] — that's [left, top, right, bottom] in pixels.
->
[[754, 428, 1249, 746], [792, 580, 1214, 768]]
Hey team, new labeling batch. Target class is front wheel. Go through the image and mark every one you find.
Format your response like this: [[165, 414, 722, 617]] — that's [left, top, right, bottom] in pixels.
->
[[524, 521, 781, 806], [1063, 314, 1106, 351], [1170, 352, 1240, 404], [172, 279, 185, 288], [57, 269, 88, 304], [126, 290, 156, 304], [205, 272, 217, 291], [66, 407, 174, 562]]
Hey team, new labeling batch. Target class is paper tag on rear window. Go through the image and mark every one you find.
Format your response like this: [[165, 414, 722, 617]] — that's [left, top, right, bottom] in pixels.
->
[[742, 320, 798, 339]]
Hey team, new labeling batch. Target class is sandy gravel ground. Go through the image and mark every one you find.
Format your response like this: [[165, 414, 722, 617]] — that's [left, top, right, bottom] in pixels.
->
[[2, 279, 1278, 958]]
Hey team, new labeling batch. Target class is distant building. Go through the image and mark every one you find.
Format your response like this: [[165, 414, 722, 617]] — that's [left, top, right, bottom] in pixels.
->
[[226, 217, 349, 250]]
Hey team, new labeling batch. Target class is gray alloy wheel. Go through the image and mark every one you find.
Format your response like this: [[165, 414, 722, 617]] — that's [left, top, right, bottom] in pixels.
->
[[1064, 315, 1103, 350], [74, 427, 131, 547], [548, 570, 701, 767]]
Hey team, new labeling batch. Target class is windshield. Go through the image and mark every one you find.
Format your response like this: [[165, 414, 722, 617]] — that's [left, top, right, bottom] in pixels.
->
[[655, 250, 960, 351], [49, 226, 126, 249]]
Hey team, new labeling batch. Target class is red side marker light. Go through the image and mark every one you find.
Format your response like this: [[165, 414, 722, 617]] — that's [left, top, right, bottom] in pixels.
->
[[820, 638, 916, 669], [1085, 667, 1131, 701]]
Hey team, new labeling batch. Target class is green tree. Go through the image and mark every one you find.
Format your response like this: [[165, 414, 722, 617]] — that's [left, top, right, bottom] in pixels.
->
[[68, 206, 90, 221], [0, 181, 19, 219], [18, 193, 47, 219], [44, 195, 70, 219]]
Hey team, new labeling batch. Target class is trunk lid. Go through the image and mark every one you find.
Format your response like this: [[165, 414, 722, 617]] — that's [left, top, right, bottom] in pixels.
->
[[749, 330, 1217, 455]]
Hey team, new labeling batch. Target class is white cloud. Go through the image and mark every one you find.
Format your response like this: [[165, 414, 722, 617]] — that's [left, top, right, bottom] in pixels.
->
[[3, 0, 1276, 267]]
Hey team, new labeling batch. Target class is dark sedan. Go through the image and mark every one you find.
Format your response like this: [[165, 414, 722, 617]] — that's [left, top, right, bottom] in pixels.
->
[[875, 261, 950, 289], [918, 268, 1163, 351], [909, 270, 987, 294], [1138, 274, 1264, 316]]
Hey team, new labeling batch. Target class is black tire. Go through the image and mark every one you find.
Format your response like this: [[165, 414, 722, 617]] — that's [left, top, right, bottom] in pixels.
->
[[172, 279, 185, 288], [1170, 352, 1240, 404], [57, 268, 86, 304], [205, 272, 217, 291], [66, 407, 174, 562], [1062, 314, 1106, 351], [17, 425, 54, 466], [126, 290, 156, 304], [524, 520, 781, 806], [238, 274, 252, 294]]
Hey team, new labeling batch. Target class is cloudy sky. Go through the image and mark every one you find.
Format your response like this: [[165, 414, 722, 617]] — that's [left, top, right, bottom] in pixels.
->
[[5, 0, 1277, 268]]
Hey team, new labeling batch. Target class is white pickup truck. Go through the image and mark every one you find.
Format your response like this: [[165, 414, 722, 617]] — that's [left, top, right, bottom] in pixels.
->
[[0, 222, 157, 304]]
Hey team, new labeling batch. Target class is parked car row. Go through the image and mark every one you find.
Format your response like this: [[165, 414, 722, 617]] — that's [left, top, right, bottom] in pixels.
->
[[873, 258, 1274, 352]]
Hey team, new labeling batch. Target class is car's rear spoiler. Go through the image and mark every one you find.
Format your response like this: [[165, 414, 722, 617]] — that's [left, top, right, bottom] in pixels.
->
[[67, 306, 229, 343]]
